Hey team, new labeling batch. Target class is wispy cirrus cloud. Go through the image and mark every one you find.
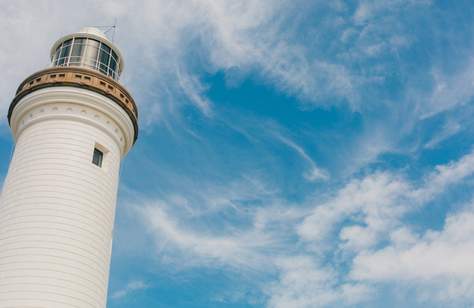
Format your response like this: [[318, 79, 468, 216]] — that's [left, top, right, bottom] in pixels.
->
[[272, 133, 329, 182], [140, 204, 277, 271], [422, 57, 474, 119], [424, 119, 461, 149], [111, 280, 149, 300], [128, 146, 474, 307], [0, 0, 433, 127], [2, 1, 474, 307]]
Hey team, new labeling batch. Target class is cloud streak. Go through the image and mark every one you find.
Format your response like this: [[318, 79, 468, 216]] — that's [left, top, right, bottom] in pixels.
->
[[273, 133, 329, 182], [2, 1, 474, 307], [126, 146, 474, 307], [111, 280, 149, 300]]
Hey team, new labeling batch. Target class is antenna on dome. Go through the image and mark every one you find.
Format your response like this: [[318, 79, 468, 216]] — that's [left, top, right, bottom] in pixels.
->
[[91, 20, 117, 41], [108, 19, 117, 42]]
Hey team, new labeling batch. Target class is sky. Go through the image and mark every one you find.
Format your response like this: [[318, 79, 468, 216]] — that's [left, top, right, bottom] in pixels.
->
[[1, 0, 474, 307]]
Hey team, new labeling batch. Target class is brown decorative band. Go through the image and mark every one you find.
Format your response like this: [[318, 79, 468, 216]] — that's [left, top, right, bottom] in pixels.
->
[[8, 67, 138, 143]]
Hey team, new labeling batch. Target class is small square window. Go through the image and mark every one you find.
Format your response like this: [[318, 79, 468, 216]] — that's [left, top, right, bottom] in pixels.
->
[[92, 148, 103, 167]]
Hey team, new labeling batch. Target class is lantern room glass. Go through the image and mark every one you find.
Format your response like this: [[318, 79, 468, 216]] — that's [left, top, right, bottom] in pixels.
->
[[52, 37, 121, 80]]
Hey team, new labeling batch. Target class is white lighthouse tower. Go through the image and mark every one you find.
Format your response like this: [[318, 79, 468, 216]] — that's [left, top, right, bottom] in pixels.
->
[[0, 28, 138, 307]]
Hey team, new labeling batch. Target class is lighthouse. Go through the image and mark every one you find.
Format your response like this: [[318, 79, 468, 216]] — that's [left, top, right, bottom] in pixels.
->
[[0, 27, 138, 307]]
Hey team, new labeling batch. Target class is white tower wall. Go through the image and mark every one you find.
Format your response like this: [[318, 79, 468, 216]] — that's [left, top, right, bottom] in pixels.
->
[[0, 86, 135, 308]]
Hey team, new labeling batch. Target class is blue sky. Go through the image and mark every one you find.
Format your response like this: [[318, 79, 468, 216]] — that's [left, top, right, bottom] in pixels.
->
[[2, 0, 474, 307]]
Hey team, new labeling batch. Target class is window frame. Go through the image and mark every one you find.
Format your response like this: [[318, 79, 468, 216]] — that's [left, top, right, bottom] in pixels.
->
[[92, 147, 104, 168]]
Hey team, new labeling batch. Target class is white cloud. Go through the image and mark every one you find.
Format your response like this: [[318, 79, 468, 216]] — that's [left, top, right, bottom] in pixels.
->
[[125, 146, 474, 306], [335, 122, 395, 177], [423, 57, 474, 118], [351, 204, 474, 304], [0, 0, 451, 144], [414, 148, 474, 203], [298, 172, 411, 251], [0, 0, 392, 129], [298, 147, 474, 254], [111, 280, 149, 300], [267, 256, 371, 308], [125, 144, 474, 306], [176, 68, 213, 117], [273, 133, 329, 182], [104, 0, 325, 121], [353, 0, 431, 25], [4, 1, 474, 306], [424, 119, 461, 149], [140, 204, 275, 270]]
